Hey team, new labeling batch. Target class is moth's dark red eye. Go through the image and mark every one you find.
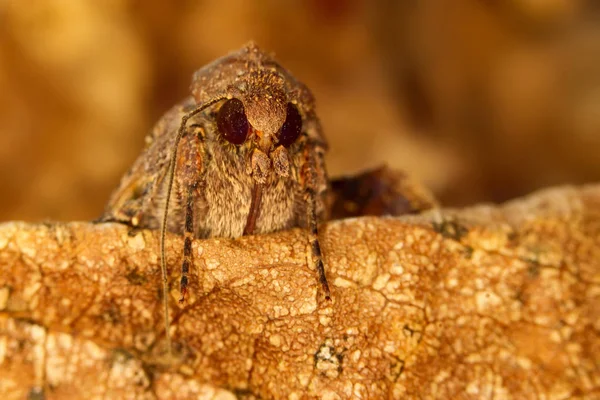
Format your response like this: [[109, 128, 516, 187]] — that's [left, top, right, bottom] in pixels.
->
[[278, 103, 302, 147], [217, 98, 249, 145]]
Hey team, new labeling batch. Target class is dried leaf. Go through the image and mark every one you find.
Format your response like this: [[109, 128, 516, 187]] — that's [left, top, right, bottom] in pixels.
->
[[1, 185, 598, 399]]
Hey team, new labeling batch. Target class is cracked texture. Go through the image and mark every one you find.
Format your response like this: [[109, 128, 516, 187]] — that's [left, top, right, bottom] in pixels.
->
[[0, 185, 599, 399]]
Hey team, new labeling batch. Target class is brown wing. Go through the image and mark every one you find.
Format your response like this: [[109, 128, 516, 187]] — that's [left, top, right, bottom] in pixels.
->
[[99, 97, 197, 231], [328, 166, 438, 219]]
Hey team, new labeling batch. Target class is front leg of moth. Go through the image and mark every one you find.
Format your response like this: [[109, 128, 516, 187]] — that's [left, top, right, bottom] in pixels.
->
[[302, 143, 331, 300], [173, 128, 205, 304], [160, 99, 223, 361], [179, 182, 197, 303]]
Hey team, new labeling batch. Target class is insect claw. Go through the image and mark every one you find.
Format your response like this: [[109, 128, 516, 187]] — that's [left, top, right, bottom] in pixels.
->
[[179, 288, 187, 304]]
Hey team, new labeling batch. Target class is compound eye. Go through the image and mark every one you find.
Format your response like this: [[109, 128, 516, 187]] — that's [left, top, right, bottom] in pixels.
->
[[217, 98, 249, 145], [278, 103, 302, 147]]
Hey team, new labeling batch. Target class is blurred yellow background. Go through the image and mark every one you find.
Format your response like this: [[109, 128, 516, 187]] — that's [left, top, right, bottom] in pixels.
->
[[0, 0, 598, 222]]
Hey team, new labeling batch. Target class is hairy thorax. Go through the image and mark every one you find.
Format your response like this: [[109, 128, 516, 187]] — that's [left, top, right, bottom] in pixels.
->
[[198, 132, 299, 238]]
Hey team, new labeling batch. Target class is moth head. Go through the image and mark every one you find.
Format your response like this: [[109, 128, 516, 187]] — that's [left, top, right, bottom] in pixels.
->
[[216, 96, 303, 149], [191, 43, 317, 182], [215, 88, 303, 183]]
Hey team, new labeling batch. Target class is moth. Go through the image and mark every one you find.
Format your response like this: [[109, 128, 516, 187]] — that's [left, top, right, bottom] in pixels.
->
[[100, 42, 331, 354]]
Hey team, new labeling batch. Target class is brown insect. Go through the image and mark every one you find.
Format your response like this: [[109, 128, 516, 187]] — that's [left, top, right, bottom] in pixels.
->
[[100, 42, 330, 356]]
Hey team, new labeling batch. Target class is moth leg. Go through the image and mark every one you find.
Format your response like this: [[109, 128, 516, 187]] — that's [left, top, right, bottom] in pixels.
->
[[172, 128, 205, 304], [155, 98, 222, 362], [179, 182, 197, 303], [302, 143, 331, 300]]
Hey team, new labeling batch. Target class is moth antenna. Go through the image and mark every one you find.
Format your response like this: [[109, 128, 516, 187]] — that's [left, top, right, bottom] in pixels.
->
[[160, 97, 225, 362]]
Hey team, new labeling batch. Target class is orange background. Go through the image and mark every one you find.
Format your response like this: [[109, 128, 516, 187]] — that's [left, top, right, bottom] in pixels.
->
[[1, 0, 598, 222]]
